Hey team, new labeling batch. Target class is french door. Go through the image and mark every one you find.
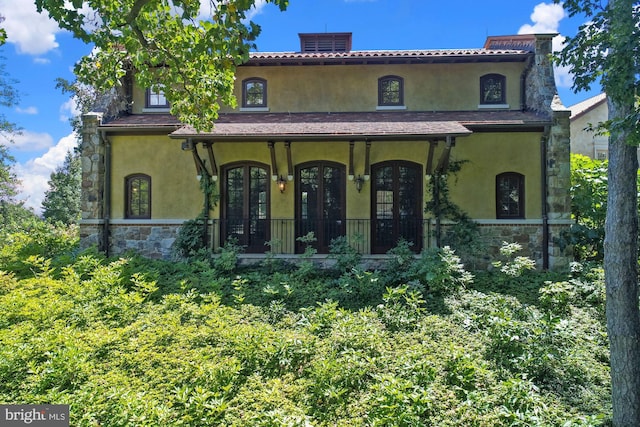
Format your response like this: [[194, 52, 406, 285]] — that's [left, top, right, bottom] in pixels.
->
[[296, 162, 345, 254], [222, 163, 269, 253], [371, 161, 423, 254]]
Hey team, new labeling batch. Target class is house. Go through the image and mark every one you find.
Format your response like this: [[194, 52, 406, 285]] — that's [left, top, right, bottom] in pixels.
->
[[569, 93, 609, 160], [80, 32, 573, 269]]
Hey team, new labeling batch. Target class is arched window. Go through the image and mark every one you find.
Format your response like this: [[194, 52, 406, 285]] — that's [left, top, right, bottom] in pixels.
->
[[480, 73, 506, 105], [125, 174, 151, 219], [378, 75, 404, 106], [242, 78, 267, 108], [496, 172, 524, 219]]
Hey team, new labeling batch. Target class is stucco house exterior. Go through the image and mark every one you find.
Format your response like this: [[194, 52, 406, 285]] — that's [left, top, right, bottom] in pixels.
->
[[80, 32, 573, 269], [569, 93, 609, 160]]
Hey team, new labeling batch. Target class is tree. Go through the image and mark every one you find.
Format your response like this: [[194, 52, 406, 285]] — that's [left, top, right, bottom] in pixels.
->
[[555, 1, 640, 425], [35, 0, 289, 132], [0, 15, 25, 228], [42, 150, 81, 225]]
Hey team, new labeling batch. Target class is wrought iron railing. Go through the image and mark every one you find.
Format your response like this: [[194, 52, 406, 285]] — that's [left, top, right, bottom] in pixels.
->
[[209, 218, 433, 255]]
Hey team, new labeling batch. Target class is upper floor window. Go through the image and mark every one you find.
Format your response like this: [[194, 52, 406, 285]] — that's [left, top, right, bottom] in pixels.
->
[[125, 174, 151, 219], [496, 172, 524, 219], [242, 78, 267, 108], [378, 75, 404, 107], [480, 74, 506, 105], [146, 86, 169, 108]]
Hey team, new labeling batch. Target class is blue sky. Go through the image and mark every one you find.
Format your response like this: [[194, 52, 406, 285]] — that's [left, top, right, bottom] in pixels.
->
[[0, 0, 599, 213]]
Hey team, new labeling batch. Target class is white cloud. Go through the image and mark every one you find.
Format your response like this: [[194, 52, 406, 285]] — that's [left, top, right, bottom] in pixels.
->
[[16, 106, 38, 115], [59, 97, 80, 123], [518, 2, 572, 89], [14, 133, 78, 214], [34, 57, 51, 65], [0, 0, 63, 55], [518, 2, 566, 34], [9, 130, 54, 152]]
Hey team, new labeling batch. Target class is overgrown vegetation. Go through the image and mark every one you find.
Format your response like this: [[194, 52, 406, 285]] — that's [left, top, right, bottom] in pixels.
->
[[558, 154, 640, 262], [0, 225, 612, 426]]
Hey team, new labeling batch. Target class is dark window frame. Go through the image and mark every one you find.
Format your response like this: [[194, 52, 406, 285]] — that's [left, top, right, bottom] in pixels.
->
[[295, 161, 346, 254], [371, 160, 423, 254], [496, 172, 525, 219], [221, 161, 271, 253], [125, 174, 151, 219], [480, 73, 506, 105], [378, 75, 404, 106], [242, 78, 267, 108], [145, 86, 169, 108]]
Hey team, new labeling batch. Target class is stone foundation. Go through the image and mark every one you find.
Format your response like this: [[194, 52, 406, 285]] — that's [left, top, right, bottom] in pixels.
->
[[81, 220, 573, 271]]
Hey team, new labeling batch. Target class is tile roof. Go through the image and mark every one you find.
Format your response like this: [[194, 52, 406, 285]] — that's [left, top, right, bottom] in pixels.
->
[[244, 49, 532, 65], [101, 111, 550, 141]]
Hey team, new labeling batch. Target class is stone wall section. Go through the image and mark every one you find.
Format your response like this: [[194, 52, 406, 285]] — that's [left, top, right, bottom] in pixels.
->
[[79, 113, 105, 251], [110, 224, 179, 259]]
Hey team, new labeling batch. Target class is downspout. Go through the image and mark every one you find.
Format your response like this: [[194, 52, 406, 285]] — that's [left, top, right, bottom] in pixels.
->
[[541, 126, 550, 270], [100, 131, 112, 257]]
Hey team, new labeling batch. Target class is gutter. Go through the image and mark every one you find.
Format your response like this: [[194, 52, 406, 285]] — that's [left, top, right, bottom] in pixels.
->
[[100, 130, 112, 257]]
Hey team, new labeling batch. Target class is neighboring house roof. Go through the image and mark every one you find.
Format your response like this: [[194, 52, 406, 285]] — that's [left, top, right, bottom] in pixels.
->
[[569, 93, 607, 121], [101, 110, 550, 141]]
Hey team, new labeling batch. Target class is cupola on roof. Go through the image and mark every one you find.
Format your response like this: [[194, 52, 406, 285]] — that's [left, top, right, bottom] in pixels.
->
[[299, 32, 352, 53]]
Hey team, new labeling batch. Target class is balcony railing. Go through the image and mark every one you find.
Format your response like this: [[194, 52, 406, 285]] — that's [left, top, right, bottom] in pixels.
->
[[209, 218, 433, 255]]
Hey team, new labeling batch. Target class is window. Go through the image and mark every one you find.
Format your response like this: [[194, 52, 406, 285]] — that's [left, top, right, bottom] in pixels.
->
[[371, 161, 422, 253], [222, 163, 270, 253], [146, 86, 169, 108], [242, 78, 267, 108], [480, 74, 506, 105], [378, 76, 404, 107], [125, 174, 151, 219], [496, 172, 524, 219]]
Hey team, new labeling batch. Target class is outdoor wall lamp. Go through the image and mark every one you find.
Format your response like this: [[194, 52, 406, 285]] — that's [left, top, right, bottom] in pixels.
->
[[354, 175, 365, 193], [277, 175, 287, 193]]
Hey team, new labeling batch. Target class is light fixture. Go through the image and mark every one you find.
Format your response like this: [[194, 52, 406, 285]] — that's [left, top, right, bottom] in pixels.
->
[[277, 175, 287, 193], [354, 175, 365, 193]]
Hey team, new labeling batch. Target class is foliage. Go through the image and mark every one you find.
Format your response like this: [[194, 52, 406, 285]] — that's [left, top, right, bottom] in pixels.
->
[[559, 154, 640, 261], [0, 41, 21, 218], [0, 221, 79, 278], [491, 242, 537, 277], [42, 150, 82, 225], [36, 0, 290, 132], [557, 154, 607, 260], [425, 159, 482, 257], [0, 233, 613, 426], [328, 235, 362, 273], [555, 1, 640, 424], [172, 215, 208, 259]]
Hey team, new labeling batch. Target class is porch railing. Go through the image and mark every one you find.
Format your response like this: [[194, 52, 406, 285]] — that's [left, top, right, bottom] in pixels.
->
[[209, 218, 433, 255]]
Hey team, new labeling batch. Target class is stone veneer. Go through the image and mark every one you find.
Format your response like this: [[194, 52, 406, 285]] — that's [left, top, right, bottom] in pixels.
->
[[79, 113, 106, 252], [109, 224, 180, 259]]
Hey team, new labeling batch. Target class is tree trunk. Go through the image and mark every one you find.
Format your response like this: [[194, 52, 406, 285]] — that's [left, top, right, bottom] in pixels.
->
[[604, 98, 640, 426]]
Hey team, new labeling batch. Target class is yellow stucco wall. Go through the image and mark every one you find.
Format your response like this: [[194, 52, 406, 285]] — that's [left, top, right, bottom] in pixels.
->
[[450, 132, 542, 218], [130, 62, 525, 114], [109, 133, 542, 221], [110, 134, 203, 219]]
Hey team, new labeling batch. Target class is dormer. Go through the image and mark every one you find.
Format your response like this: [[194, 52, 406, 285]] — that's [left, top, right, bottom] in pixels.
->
[[299, 32, 352, 53]]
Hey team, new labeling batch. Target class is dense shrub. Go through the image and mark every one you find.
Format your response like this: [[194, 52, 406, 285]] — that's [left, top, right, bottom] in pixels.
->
[[0, 235, 612, 426]]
